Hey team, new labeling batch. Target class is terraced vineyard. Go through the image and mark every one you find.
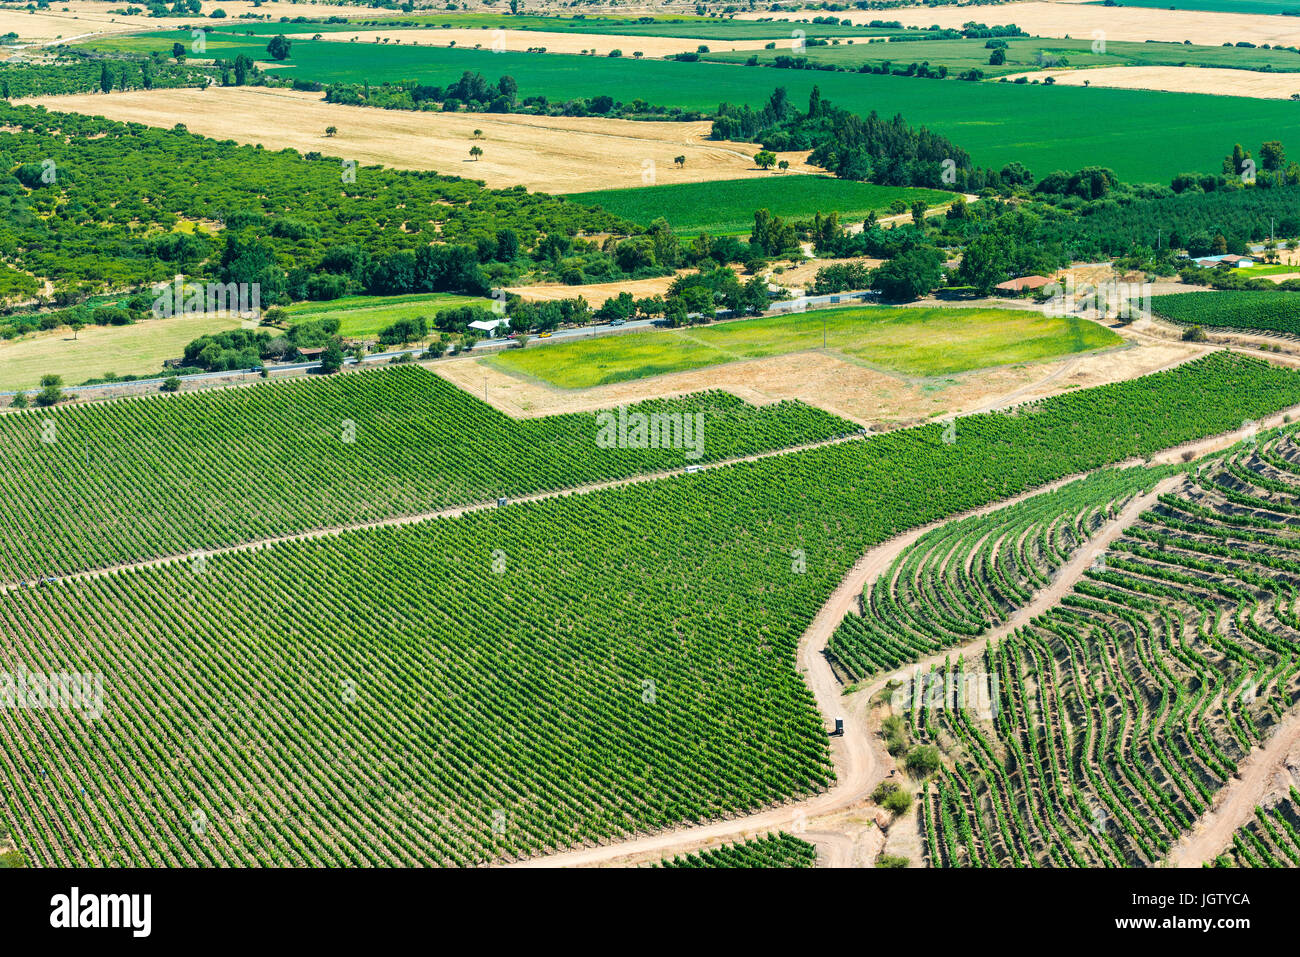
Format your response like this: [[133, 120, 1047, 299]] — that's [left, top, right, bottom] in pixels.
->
[[0, 365, 854, 583], [1151, 291, 1300, 337], [828, 464, 1181, 681], [1, 354, 1299, 865], [655, 833, 817, 868], [910, 432, 1300, 867], [1217, 788, 1300, 867]]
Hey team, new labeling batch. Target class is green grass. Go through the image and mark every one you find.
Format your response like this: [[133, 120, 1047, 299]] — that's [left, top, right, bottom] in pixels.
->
[[1231, 264, 1299, 276], [704, 35, 1300, 76], [210, 12, 920, 39], [489, 306, 1124, 387], [74, 33, 1300, 182], [285, 292, 493, 338], [566, 177, 954, 234]]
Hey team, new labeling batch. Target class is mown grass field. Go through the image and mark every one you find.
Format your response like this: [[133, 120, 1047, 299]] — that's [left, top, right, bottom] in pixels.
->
[[74, 33, 1300, 182], [566, 177, 954, 234], [285, 292, 493, 338], [489, 306, 1124, 387], [0, 311, 245, 392]]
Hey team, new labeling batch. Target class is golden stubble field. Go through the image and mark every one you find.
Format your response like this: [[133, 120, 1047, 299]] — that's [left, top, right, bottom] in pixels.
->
[[289, 28, 777, 58], [21, 86, 818, 192], [1005, 65, 1300, 99], [736, 1, 1300, 47], [0, 1, 373, 44]]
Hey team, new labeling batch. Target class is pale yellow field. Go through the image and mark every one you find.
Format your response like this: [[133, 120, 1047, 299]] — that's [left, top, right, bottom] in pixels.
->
[[1004, 65, 1300, 99], [22, 86, 819, 192], [0, 311, 246, 392], [0, 1, 374, 43], [737, 1, 1300, 46], [289, 28, 776, 58]]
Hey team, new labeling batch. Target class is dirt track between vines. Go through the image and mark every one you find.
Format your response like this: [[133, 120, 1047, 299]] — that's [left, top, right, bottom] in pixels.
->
[[510, 411, 1300, 867]]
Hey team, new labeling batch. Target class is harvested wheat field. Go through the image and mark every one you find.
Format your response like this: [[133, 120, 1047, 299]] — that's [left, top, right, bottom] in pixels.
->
[[291, 28, 776, 59], [21, 86, 817, 192], [0, 1, 371, 43], [739, 1, 1300, 46], [505, 274, 689, 307], [439, 324, 1199, 427], [1006, 65, 1300, 99]]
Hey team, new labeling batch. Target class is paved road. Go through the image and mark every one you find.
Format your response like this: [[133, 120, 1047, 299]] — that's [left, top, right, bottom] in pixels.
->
[[1, 291, 876, 400]]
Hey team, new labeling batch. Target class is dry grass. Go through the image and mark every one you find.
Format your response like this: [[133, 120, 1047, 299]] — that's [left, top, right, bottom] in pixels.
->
[[1005, 65, 1300, 99], [0, 1, 371, 43], [438, 322, 1198, 428], [21, 86, 818, 192], [292, 28, 776, 58], [737, 1, 1300, 46]]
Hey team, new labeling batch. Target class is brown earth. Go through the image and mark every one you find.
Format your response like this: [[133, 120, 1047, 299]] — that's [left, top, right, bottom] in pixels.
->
[[20, 86, 819, 192], [1004, 65, 1300, 99], [736, 1, 1300, 47]]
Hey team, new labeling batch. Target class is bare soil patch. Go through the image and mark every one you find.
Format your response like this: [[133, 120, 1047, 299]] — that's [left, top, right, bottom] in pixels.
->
[[737, 2, 1300, 46], [21, 86, 818, 192], [1005, 65, 1300, 99]]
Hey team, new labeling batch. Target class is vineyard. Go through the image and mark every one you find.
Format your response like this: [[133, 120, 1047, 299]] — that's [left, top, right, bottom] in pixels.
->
[[909, 431, 1300, 866], [1218, 788, 1300, 867], [0, 353, 1298, 865], [1150, 291, 1300, 337], [654, 833, 817, 868], [828, 464, 1181, 681], [0, 365, 854, 583]]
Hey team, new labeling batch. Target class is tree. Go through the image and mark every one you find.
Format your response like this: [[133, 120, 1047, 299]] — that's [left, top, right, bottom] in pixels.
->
[[988, 47, 1006, 66], [99, 63, 112, 94], [472, 129, 483, 138], [318, 341, 344, 374], [172, 42, 186, 62], [325, 126, 338, 137], [161, 377, 182, 393], [266, 34, 292, 61], [753, 150, 777, 171], [910, 199, 929, 225], [469, 145, 483, 161], [674, 155, 685, 168], [872, 246, 945, 301], [68, 319, 85, 340], [36, 374, 64, 407], [233, 53, 252, 85], [1261, 140, 1286, 172], [777, 159, 789, 172]]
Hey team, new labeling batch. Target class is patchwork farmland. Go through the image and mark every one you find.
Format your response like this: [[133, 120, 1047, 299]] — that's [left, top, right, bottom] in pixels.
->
[[2, 0, 1300, 932]]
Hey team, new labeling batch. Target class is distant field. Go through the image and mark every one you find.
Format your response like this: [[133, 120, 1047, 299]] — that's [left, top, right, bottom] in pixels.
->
[[566, 178, 954, 234], [704, 35, 1300, 75], [1083, 0, 1300, 12], [489, 307, 1124, 387], [0, 311, 244, 392], [70, 33, 1300, 181], [1151, 289, 1300, 334], [286, 293, 493, 338]]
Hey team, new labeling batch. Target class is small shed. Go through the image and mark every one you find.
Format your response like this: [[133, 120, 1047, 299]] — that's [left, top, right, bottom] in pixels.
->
[[297, 346, 325, 360], [468, 318, 509, 338]]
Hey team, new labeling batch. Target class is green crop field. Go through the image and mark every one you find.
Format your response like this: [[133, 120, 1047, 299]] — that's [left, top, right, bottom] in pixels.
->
[[565, 177, 954, 234], [73, 33, 1300, 181], [0, 365, 854, 582], [2, 352, 1298, 866], [704, 36, 1300, 76], [284, 293, 493, 338], [489, 306, 1124, 387], [1151, 290, 1300, 334]]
